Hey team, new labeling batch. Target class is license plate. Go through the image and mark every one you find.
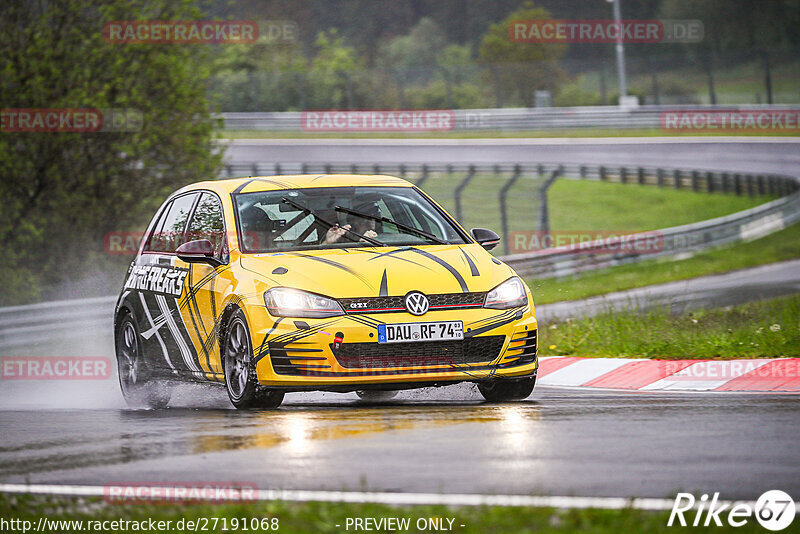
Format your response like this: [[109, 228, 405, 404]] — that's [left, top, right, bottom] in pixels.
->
[[377, 321, 464, 344]]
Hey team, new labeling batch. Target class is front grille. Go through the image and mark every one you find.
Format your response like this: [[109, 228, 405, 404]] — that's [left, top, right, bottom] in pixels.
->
[[339, 292, 486, 314], [333, 335, 505, 369]]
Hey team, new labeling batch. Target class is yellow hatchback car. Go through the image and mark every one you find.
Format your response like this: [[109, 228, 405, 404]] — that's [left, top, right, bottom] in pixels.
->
[[114, 174, 538, 409]]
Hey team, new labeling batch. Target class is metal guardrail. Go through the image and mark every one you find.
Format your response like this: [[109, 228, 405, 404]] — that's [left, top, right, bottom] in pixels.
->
[[505, 188, 800, 279], [220, 105, 800, 131], [0, 296, 116, 350], [1, 162, 797, 350]]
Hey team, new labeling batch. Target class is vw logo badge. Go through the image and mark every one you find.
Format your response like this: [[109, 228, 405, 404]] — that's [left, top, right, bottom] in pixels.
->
[[405, 292, 430, 316]]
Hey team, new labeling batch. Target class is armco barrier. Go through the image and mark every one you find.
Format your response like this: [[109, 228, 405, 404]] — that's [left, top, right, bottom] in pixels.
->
[[220, 105, 800, 132], [0, 163, 797, 350]]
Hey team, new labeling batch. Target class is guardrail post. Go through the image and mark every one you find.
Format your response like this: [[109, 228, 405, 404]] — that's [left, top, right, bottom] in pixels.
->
[[499, 165, 522, 256], [673, 169, 682, 190], [734, 174, 742, 195], [537, 166, 562, 245], [706, 172, 714, 193], [274, 163, 281, 175], [657, 168, 664, 188], [757, 175, 765, 196], [324, 164, 332, 174], [620, 167, 628, 184], [416, 164, 429, 187], [350, 164, 357, 174], [691, 171, 699, 192], [580, 165, 587, 179], [745, 175, 755, 196], [399, 164, 406, 178], [226, 165, 233, 178], [454, 165, 476, 224], [374, 164, 381, 175], [600, 166, 607, 181], [252, 163, 259, 176], [722, 173, 730, 194], [637, 167, 645, 185]]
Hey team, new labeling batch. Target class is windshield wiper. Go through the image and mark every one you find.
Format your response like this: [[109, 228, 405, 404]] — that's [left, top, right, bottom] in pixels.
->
[[335, 205, 446, 245], [281, 197, 385, 247]]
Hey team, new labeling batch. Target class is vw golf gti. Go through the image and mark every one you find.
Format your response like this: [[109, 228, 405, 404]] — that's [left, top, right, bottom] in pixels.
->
[[114, 174, 538, 409]]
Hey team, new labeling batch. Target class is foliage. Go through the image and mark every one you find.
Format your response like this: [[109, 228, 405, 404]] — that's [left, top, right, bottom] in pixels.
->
[[477, 2, 566, 107], [0, 0, 222, 305]]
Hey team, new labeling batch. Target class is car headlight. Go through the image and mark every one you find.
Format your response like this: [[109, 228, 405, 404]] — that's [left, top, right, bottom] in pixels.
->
[[484, 277, 528, 309], [264, 288, 344, 318]]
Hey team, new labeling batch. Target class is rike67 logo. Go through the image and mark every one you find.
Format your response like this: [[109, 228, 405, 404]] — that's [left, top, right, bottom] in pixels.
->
[[669, 490, 795, 530]]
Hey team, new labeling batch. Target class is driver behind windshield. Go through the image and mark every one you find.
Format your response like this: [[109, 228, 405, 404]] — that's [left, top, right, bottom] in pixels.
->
[[324, 201, 380, 244]]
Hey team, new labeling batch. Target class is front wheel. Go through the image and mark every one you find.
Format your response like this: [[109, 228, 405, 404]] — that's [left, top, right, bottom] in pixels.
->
[[223, 309, 284, 410], [478, 376, 535, 402], [116, 312, 171, 409]]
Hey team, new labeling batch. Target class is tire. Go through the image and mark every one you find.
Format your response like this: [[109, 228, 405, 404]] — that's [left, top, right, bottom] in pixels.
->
[[115, 312, 171, 409], [356, 390, 398, 401], [223, 309, 284, 409], [478, 376, 535, 402]]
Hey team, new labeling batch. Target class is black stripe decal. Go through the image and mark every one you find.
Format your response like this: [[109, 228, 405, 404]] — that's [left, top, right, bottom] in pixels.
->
[[408, 248, 469, 292], [460, 249, 480, 276], [379, 269, 388, 297], [363, 248, 433, 269], [284, 252, 374, 290]]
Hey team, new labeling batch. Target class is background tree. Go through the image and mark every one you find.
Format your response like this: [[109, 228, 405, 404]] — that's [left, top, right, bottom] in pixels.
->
[[0, 0, 222, 304], [477, 2, 566, 107]]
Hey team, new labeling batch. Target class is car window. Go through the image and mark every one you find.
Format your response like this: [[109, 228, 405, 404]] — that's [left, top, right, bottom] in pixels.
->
[[145, 193, 198, 253], [187, 192, 228, 261], [234, 186, 466, 253]]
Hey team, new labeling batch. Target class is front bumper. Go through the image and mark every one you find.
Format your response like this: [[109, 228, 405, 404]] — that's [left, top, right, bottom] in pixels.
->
[[247, 305, 538, 388]]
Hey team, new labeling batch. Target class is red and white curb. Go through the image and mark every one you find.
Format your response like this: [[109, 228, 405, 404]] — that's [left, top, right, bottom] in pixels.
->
[[537, 357, 800, 392]]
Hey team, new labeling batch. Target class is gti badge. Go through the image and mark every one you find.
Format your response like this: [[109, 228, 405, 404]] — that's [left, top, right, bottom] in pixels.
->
[[404, 292, 429, 316]]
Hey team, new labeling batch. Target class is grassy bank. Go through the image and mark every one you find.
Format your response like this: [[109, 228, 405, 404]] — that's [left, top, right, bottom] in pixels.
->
[[418, 174, 770, 247], [530, 221, 800, 305], [539, 294, 800, 360], [0, 494, 769, 534]]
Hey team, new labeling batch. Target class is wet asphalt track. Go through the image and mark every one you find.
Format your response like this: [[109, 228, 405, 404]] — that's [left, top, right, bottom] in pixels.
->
[[223, 137, 800, 176], [1, 138, 798, 501], [1, 385, 799, 501]]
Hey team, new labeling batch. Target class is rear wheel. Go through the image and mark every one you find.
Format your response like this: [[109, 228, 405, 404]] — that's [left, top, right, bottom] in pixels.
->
[[116, 312, 171, 409], [478, 376, 535, 402], [223, 309, 284, 410], [356, 390, 398, 401]]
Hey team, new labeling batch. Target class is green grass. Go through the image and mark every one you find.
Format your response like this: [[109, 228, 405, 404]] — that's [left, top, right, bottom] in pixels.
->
[[547, 180, 769, 232], [539, 293, 800, 360], [221, 129, 800, 139], [0, 494, 772, 533], [530, 221, 800, 305], [407, 174, 771, 257]]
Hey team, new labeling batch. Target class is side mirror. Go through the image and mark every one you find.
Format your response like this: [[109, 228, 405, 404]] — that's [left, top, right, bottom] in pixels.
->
[[471, 228, 500, 251], [176, 239, 221, 267]]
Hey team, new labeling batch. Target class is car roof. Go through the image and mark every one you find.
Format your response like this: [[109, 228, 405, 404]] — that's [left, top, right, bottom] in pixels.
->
[[180, 174, 414, 196]]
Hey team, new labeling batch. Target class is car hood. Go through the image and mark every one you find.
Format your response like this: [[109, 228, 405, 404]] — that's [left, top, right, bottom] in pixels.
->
[[239, 244, 515, 298]]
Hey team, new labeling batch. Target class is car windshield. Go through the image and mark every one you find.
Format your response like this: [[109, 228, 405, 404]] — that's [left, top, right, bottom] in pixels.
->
[[234, 186, 467, 253]]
